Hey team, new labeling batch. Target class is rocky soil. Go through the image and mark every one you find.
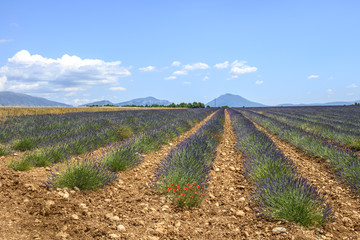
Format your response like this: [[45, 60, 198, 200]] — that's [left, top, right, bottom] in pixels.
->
[[0, 110, 358, 239]]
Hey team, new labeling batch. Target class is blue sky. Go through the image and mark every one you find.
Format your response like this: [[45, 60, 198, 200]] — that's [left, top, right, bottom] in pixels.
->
[[0, 0, 359, 106]]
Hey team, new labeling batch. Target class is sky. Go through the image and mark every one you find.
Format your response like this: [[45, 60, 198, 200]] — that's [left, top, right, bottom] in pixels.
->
[[0, 0, 359, 106]]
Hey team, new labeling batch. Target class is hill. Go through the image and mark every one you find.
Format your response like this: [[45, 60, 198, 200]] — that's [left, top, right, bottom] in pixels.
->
[[80, 100, 114, 107], [116, 96, 171, 106], [0, 91, 71, 107], [206, 93, 266, 107]]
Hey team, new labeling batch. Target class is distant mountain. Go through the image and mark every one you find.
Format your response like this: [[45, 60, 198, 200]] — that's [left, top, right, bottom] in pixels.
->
[[116, 96, 171, 106], [277, 100, 360, 107], [80, 100, 114, 106], [206, 93, 266, 107], [0, 91, 71, 107]]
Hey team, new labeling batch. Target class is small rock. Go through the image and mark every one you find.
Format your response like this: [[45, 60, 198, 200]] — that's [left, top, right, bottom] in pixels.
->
[[71, 214, 79, 220], [13, 153, 19, 156], [238, 185, 245, 189], [105, 199, 111, 202], [215, 167, 220, 172], [45, 200, 55, 207], [169, 143, 173, 146], [244, 207, 251, 212], [272, 227, 287, 233], [55, 231, 69, 239], [229, 187, 234, 191], [342, 217, 353, 227], [117, 225, 125, 231], [238, 197, 245, 202], [110, 216, 120, 221], [109, 233, 119, 239], [229, 166, 235, 171], [209, 193, 215, 199], [175, 221, 181, 228], [63, 192, 69, 198], [155, 225, 165, 234], [148, 236, 159, 240], [24, 183, 36, 191], [45, 167, 51, 171], [80, 203, 87, 208], [74, 187, 80, 191], [236, 210, 245, 217]]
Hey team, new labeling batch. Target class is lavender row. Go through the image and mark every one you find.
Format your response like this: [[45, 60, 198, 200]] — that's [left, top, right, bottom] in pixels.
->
[[101, 109, 215, 171], [239, 109, 360, 194], [228, 109, 333, 226], [248, 109, 360, 150], [254, 106, 360, 131], [9, 109, 215, 170], [44, 109, 215, 190], [153, 109, 225, 208], [0, 109, 200, 152]]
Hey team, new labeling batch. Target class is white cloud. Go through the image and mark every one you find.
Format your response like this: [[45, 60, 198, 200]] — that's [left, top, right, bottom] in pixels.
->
[[109, 86, 126, 91], [0, 76, 7, 90], [214, 61, 229, 69], [327, 89, 334, 94], [0, 39, 12, 43], [255, 80, 264, 85], [229, 60, 257, 77], [183, 62, 209, 71], [183, 81, 192, 85], [202, 76, 209, 81], [171, 61, 181, 67], [346, 83, 358, 89], [164, 76, 176, 80], [0, 50, 131, 93], [173, 70, 188, 75], [138, 65, 156, 72], [8, 81, 48, 91], [308, 75, 320, 79]]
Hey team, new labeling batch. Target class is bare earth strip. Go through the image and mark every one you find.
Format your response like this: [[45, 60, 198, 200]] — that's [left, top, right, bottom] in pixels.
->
[[3, 110, 356, 239], [250, 119, 360, 239]]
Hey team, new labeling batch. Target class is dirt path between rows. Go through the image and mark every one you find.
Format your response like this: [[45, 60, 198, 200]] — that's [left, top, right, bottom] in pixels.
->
[[249, 118, 360, 239], [2, 110, 356, 239], [0, 111, 215, 240]]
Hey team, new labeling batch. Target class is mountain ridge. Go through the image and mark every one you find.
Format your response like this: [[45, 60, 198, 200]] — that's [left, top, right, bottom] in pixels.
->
[[0, 91, 71, 107], [206, 93, 266, 107]]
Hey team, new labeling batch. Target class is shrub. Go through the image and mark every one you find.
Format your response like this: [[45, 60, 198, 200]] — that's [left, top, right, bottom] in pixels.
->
[[45, 159, 117, 190]]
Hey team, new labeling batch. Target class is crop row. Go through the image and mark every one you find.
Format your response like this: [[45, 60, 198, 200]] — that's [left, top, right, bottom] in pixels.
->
[[9, 109, 215, 170], [153, 109, 224, 207], [228, 109, 333, 226], [250, 109, 360, 150], [254, 106, 360, 134], [45, 109, 218, 192], [238, 109, 360, 194], [1, 109, 204, 152]]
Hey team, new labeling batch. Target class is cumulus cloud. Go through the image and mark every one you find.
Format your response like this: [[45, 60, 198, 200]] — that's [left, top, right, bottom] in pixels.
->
[[229, 60, 257, 77], [173, 70, 188, 75], [308, 75, 320, 79], [183, 62, 209, 71], [138, 65, 156, 72], [0, 76, 6, 90], [0, 50, 131, 93], [346, 83, 358, 89], [214, 61, 229, 69], [164, 76, 176, 80], [171, 61, 181, 67], [109, 86, 126, 91], [255, 80, 264, 85], [202, 76, 209, 81]]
